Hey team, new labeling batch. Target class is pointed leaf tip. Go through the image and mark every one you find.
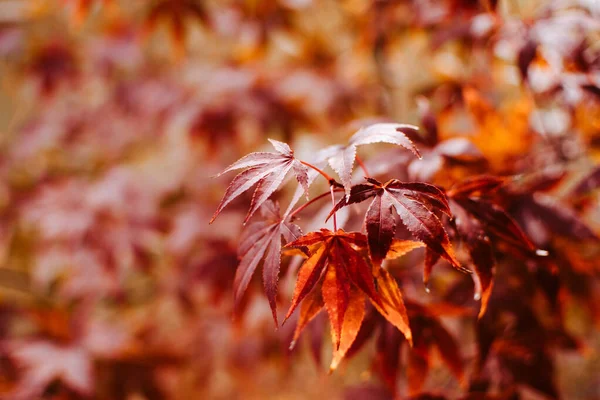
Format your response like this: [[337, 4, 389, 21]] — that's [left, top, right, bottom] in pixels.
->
[[211, 143, 313, 224]]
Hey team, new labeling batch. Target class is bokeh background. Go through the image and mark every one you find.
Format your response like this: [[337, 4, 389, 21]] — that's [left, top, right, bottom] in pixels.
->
[[0, 0, 599, 399]]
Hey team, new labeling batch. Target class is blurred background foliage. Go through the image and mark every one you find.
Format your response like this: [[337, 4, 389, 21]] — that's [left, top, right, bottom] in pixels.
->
[[0, 0, 599, 399]]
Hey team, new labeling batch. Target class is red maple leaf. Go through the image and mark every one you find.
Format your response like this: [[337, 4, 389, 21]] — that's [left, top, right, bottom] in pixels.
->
[[284, 229, 417, 370], [329, 178, 465, 272], [446, 176, 538, 317]]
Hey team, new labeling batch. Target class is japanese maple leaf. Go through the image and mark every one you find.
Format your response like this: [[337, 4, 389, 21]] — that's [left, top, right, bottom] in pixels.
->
[[288, 239, 424, 362], [350, 301, 465, 394], [210, 139, 309, 224], [329, 178, 465, 271], [283, 229, 414, 371], [404, 302, 465, 396], [234, 200, 303, 326], [321, 123, 421, 198], [442, 176, 538, 317], [449, 183, 537, 253], [476, 288, 564, 399]]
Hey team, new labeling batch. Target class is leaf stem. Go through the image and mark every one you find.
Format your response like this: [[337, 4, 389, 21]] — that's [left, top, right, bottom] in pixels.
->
[[288, 190, 333, 219], [355, 155, 370, 178], [330, 185, 338, 231], [300, 160, 335, 183]]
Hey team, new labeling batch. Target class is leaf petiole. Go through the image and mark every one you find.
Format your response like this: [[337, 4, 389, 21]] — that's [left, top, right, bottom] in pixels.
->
[[300, 160, 336, 183], [288, 189, 342, 219]]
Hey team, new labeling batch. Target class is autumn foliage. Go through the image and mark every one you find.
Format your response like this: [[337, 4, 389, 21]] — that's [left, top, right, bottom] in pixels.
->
[[0, 0, 600, 399]]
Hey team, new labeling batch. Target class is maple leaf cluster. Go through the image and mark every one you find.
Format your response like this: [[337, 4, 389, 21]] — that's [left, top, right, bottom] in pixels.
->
[[0, 0, 599, 399]]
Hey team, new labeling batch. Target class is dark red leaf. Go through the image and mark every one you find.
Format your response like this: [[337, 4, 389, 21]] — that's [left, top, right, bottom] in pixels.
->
[[454, 197, 536, 252], [330, 179, 463, 272], [365, 192, 396, 265]]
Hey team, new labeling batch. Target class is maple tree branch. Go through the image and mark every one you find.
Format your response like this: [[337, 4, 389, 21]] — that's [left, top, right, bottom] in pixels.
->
[[355, 155, 370, 178]]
